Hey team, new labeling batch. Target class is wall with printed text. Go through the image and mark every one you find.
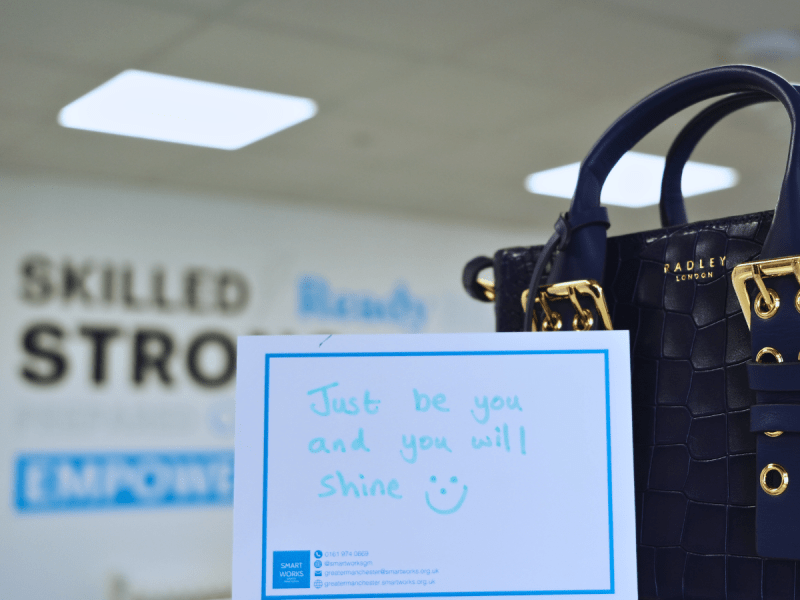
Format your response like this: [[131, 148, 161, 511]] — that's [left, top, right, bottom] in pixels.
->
[[0, 172, 529, 600]]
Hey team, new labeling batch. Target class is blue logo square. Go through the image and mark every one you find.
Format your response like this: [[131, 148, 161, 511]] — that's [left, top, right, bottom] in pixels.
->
[[273, 551, 310, 589]]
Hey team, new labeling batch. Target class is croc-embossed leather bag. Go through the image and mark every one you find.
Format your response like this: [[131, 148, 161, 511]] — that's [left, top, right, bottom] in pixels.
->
[[463, 66, 800, 599]]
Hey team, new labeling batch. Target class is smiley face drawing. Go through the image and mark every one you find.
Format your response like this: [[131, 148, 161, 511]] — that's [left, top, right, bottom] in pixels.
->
[[425, 475, 468, 515]]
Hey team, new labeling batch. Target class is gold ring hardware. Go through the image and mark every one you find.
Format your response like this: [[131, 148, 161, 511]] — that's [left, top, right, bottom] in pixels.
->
[[477, 278, 496, 302], [541, 314, 563, 331], [754, 288, 780, 320], [761, 463, 789, 496], [765, 431, 784, 437], [541, 280, 612, 331], [520, 289, 562, 331], [732, 256, 800, 329], [756, 347, 784, 363], [538, 293, 562, 331], [572, 313, 594, 331]]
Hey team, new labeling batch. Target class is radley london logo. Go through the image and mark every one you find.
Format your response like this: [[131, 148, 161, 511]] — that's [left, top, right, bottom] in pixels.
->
[[664, 255, 727, 282]]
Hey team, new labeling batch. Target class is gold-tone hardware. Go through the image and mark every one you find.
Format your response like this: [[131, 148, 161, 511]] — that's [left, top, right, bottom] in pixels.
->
[[732, 255, 800, 328], [521, 288, 562, 331], [756, 347, 784, 363], [567, 286, 593, 331], [538, 293, 563, 331], [541, 280, 613, 331], [765, 431, 784, 437], [477, 278, 496, 302], [572, 313, 594, 331], [795, 290, 800, 314], [753, 264, 771, 300], [541, 315, 563, 331], [520, 279, 612, 332], [761, 463, 789, 496], [754, 288, 780, 320]]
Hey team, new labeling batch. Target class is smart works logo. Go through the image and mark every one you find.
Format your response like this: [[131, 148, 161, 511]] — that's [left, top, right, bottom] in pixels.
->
[[273, 551, 310, 589], [15, 450, 234, 512]]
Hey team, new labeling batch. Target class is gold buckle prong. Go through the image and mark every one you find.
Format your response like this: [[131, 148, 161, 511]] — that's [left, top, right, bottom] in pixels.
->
[[753, 265, 771, 300], [538, 291, 562, 331], [732, 256, 800, 328]]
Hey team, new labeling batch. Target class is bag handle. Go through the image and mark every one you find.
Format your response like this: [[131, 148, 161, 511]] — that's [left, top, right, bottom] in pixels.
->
[[523, 66, 800, 332], [659, 88, 796, 227], [544, 65, 800, 288]]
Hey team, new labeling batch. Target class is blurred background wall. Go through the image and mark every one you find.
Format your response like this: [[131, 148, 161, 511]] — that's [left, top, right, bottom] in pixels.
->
[[2, 1, 800, 599]]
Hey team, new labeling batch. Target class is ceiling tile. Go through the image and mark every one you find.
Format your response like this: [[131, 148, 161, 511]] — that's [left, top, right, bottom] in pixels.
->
[[0, 57, 107, 119], [0, 0, 200, 68], [601, 0, 800, 36], [0, 115, 40, 154], [335, 63, 566, 139], [413, 92, 647, 188], [159, 139, 563, 231], [234, 0, 560, 59], [126, 0, 240, 15], [6, 120, 201, 181], [240, 112, 454, 171], [148, 22, 416, 104], [461, 3, 719, 99]]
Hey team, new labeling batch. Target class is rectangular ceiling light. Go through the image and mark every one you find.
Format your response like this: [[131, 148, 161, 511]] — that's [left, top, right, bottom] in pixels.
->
[[58, 69, 317, 150], [525, 151, 739, 208]]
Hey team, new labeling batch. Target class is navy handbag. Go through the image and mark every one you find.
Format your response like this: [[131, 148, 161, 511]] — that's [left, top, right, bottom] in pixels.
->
[[463, 66, 800, 599]]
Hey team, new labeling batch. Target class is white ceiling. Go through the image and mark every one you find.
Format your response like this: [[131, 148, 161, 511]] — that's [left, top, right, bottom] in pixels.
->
[[2, 0, 800, 238]]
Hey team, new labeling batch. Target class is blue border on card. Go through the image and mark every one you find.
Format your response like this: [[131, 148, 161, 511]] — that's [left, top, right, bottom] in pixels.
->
[[261, 350, 614, 599]]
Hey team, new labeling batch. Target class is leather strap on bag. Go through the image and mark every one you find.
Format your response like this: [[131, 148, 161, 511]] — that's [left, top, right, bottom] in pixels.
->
[[660, 90, 775, 227], [462, 255, 495, 302], [532, 64, 800, 560]]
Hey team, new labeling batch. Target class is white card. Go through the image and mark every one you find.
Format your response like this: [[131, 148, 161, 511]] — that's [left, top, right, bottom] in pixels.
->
[[233, 332, 637, 600]]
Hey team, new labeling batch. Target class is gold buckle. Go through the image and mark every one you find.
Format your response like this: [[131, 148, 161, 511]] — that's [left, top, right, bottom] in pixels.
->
[[521, 280, 613, 332], [732, 256, 800, 329]]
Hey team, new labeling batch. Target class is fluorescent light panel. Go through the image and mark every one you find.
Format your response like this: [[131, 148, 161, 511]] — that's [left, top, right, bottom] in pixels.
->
[[58, 70, 317, 150], [525, 151, 739, 208]]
